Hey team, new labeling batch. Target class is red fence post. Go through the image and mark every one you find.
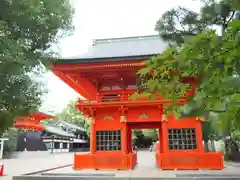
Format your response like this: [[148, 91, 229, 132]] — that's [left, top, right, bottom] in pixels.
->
[[0, 164, 4, 176]]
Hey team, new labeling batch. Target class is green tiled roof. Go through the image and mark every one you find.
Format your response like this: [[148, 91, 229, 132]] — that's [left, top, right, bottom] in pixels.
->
[[56, 35, 169, 64]]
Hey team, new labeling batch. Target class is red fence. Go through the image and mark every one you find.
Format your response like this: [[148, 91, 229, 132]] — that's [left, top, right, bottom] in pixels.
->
[[74, 152, 137, 170], [155, 151, 224, 170]]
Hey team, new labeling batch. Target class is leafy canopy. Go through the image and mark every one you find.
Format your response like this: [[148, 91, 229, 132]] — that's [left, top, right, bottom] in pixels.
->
[[0, 0, 73, 135], [155, 0, 239, 44], [137, 0, 240, 131]]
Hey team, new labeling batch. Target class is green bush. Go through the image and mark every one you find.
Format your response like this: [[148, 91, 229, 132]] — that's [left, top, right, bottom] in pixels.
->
[[2, 128, 18, 157], [224, 153, 230, 161]]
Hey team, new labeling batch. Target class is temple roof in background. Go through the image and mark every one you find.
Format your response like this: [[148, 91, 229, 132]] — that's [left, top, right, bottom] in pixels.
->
[[55, 120, 86, 132], [41, 123, 75, 137], [14, 113, 87, 137], [40, 119, 86, 137], [57, 35, 169, 64], [14, 112, 56, 131]]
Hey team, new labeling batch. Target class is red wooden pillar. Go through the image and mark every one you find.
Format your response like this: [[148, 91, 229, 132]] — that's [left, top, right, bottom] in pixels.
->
[[196, 119, 204, 153], [127, 127, 132, 153], [158, 128, 163, 153], [161, 121, 169, 153], [122, 123, 128, 154], [90, 123, 96, 154]]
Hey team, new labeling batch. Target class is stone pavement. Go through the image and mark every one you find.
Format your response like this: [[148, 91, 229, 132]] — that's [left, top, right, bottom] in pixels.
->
[[0, 152, 74, 180], [1, 151, 240, 179]]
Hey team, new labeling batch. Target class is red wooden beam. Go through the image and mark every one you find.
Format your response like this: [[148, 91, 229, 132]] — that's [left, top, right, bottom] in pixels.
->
[[52, 71, 97, 101]]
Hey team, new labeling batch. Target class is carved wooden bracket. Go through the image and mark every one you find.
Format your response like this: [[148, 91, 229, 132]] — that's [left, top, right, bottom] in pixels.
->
[[89, 108, 96, 125], [81, 109, 89, 117]]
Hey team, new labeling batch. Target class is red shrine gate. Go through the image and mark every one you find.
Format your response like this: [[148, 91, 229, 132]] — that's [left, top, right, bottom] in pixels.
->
[[52, 35, 223, 170]]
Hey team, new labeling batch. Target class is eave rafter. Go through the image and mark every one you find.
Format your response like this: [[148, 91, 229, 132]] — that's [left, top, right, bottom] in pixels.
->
[[52, 60, 145, 72], [52, 70, 97, 101]]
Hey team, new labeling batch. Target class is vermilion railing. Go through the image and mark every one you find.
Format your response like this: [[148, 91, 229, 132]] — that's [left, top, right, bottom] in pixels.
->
[[78, 90, 167, 104], [156, 152, 224, 170], [73, 152, 137, 170], [155, 142, 223, 170]]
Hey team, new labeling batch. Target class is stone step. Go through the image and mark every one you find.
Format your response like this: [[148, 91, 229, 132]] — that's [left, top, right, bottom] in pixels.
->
[[12, 174, 240, 180]]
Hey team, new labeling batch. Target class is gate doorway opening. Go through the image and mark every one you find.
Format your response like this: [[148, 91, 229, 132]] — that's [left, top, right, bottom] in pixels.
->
[[132, 128, 158, 150], [128, 122, 161, 169]]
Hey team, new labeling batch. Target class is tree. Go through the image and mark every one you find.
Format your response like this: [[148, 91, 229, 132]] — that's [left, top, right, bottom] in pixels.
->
[[142, 129, 158, 141], [1, 128, 18, 157], [56, 100, 90, 135], [136, 1, 240, 131], [155, 0, 239, 45], [132, 130, 143, 141], [153, 0, 240, 151], [0, 0, 73, 135]]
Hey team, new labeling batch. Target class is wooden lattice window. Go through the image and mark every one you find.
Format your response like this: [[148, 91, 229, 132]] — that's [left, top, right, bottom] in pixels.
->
[[101, 94, 121, 102], [168, 128, 197, 150], [96, 130, 121, 151], [62, 143, 68, 149], [54, 142, 60, 149]]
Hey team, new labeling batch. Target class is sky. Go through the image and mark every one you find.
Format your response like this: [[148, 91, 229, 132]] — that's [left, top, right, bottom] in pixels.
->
[[39, 0, 202, 114]]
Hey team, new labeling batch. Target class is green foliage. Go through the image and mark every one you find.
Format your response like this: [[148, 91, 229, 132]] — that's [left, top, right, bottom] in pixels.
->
[[0, 0, 73, 135], [142, 129, 158, 141], [137, 1, 240, 133], [155, 0, 238, 44], [132, 130, 143, 141], [202, 112, 222, 141], [56, 100, 90, 136], [214, 104, 240, 135], [152, 23, 239, 118], [2, 128, 18, 156]]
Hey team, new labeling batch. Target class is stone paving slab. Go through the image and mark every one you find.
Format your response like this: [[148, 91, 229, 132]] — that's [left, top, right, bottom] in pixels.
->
[[12, 175, 240, 180], [0, 152, 74, 180], [36, 165, 240, 178]]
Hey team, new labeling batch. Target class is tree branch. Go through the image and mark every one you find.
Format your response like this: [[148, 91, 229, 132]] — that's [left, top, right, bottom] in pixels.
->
[[226, 11, 236, 25], [174, 11, 186, 31]]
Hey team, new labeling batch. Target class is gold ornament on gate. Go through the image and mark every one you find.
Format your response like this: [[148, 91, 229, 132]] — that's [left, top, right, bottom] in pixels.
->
[[104, 116, 113, 120], [197, 116, 205, 121], [120, 115, 127, 122], [161, 114, 167, 121], [89, 116, 95, 124]]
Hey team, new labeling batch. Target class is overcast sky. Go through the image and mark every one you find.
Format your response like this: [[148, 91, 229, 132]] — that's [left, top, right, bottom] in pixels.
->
[[39, 0, 202, 114]]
